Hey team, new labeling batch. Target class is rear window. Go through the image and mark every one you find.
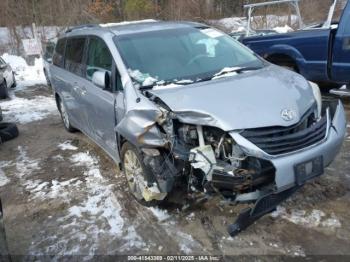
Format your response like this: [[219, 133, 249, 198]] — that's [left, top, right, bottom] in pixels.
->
[[65, 37, 86, 76], [53, 38, 66, 67]]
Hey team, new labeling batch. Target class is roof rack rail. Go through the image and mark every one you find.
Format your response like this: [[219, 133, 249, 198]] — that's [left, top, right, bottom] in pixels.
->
[[65, 24, 100, 33]]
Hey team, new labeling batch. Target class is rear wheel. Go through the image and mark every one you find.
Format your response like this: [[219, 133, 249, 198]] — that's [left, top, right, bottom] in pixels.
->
[[0, 81, 9, 99], [58, 97, 76, 132], [121, 142, 166, 206]]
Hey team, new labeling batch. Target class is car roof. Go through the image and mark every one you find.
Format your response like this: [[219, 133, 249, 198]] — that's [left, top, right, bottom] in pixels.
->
[[64, 20, 207, 37]]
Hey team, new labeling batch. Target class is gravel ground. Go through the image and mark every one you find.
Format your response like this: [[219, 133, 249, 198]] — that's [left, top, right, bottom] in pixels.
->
[[0, 84, 349, 259]]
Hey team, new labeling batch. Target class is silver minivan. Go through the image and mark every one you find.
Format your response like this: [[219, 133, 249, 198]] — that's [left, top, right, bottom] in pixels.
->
[[50, 20, 347, 236]]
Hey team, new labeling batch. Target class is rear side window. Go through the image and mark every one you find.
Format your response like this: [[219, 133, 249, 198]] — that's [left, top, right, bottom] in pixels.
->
[[53, 38, 66, 68], [86, 37, 112, 81], [65, 37, 87, 76]]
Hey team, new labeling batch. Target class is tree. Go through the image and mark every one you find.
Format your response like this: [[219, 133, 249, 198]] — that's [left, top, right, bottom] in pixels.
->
[[124, 0, 157, 20]]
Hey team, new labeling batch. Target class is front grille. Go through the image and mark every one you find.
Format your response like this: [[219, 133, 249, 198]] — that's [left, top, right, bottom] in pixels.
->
[[241, 108, 328, 155]]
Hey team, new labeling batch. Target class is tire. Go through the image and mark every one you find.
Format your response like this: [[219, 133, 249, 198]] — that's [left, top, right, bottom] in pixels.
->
[[58, 97, 76, 133], [0, 81, 9, 99], [121, 142, 165, 207], [11, 73, 16, 88], [0, 123, 19, 143]]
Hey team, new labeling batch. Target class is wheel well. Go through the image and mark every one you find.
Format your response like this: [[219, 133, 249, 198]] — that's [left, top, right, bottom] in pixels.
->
[[266, 54, 299, 72], [55, 93, 61, 111]]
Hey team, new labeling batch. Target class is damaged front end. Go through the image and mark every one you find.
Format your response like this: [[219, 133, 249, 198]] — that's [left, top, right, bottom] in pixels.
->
[[116, 93, 279, 234], [116, 85, 346, 236]]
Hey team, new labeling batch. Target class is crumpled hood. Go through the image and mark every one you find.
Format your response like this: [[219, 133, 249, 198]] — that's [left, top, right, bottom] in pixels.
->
[[148, 65, 316, 131]]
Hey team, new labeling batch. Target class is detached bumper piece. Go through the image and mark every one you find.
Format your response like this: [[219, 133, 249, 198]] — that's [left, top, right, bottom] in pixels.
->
[[227, 186, 301, 237]]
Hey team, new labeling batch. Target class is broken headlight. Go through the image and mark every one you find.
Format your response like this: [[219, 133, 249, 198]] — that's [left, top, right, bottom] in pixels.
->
[[309, 81, 322, 119]]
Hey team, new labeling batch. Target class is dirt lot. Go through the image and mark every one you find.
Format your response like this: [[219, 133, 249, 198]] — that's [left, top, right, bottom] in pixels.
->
[[0, 84, 349, 258]]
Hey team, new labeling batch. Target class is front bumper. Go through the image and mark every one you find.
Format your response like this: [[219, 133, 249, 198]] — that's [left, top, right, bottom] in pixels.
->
[[231, 100, 347, 192]]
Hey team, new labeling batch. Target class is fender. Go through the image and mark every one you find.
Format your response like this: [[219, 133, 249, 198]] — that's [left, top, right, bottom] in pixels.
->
[[263, 44, 308, 75]]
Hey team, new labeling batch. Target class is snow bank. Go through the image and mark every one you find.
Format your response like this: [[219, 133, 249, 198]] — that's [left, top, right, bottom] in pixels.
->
[[211, 15, 297, 33], [0, 95, 57, 124], [209, 17, 247, 33], [273, 25, 293, 33], [1, 53, 46, 87]]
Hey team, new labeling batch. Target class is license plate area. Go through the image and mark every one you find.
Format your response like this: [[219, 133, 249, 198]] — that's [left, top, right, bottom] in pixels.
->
[[294, 156, 324, 185]]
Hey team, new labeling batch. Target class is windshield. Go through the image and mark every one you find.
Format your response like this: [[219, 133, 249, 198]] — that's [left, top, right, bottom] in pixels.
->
[[114, 27, 263, 87]]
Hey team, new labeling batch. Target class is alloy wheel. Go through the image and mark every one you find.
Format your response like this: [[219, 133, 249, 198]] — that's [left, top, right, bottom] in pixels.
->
[[60, 100, 70, 129], [123, 149, 145, 200]]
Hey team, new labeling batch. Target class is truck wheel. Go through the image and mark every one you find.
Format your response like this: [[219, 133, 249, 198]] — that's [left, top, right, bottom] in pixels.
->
[[0, 81, 9, 99], [0, 123, 19, 143], [58, 97, 77, 133], [121, 142, 166, 206]]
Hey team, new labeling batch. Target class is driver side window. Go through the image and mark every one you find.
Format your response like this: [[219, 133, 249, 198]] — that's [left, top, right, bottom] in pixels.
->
[[86, 37, 112, 82]]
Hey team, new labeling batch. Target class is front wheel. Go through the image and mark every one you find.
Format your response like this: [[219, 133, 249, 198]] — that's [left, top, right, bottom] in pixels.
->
[[58, 98, 76, 132], [121, 142, 166, 206]]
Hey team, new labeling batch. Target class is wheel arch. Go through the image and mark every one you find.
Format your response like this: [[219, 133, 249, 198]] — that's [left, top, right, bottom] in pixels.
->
[[263, 44, 306, 73]]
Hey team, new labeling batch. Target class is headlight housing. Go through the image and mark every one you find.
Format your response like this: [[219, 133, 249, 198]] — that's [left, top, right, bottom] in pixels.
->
[[309, 81, 322, 119]]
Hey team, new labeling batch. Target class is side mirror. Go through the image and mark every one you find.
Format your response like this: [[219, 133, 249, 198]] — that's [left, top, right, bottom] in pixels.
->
[[92, 71, 110, 90], [0, 64, 6, 69]]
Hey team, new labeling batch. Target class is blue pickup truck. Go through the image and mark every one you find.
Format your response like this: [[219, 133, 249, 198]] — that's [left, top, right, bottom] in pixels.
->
[[240, 0, 350, 90]]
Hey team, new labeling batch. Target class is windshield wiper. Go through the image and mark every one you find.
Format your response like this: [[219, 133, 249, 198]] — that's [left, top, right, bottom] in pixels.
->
[[193, 66, 263, 85], [213, 66, 263, 78]]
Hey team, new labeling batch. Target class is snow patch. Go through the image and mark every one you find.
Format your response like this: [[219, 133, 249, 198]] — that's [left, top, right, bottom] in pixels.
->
[[271, 206, 341, 229], [0, 161, 12, 187], [0, 95, 57, 124], [16, 146, 41, 178], [58, 141, 78, 151], [29, 150, 146, 255], [148, 207, 171, 222], [67, 152, 124, 235], [128, 69, 158, 87], [273, 25, 293, 33]]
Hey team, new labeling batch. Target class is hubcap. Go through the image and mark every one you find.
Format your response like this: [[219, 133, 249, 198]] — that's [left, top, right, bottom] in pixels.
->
[[60, 100, 70, 128], [124, 150, 144, 200]]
